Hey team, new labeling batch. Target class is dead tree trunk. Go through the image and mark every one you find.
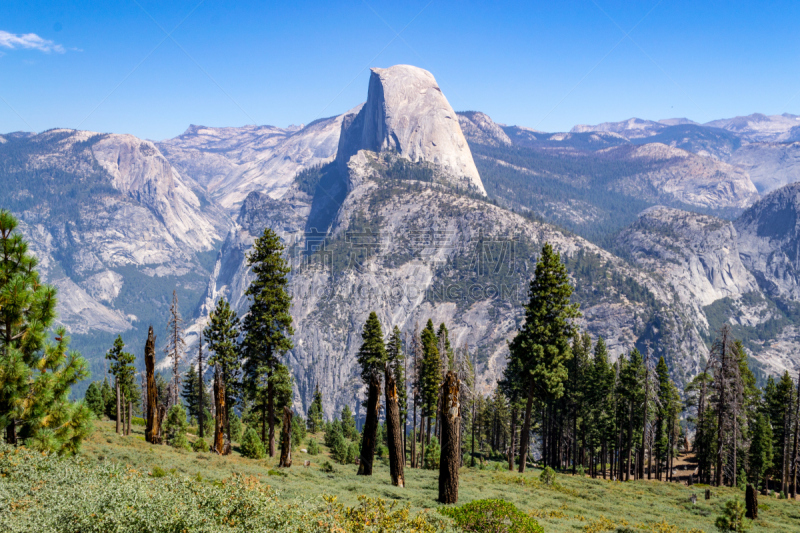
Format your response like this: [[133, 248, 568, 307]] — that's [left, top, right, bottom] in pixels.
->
[[198, 340, 205, 439], [126, 399, 132, 436], [213, 364, 230, 455], [115, 378, 121, 434], [358, 373, 381, 476], [746, 484, 758, 519], [268, 368, 276, 457], [439, 371, 461, 504], [518, 376, 534, 473], [279, 405, 292, 467], [508, 407, 517, 471], [385, 367, 405, 487], [144, 326, 161, 444], [411, 401, 417, 469], [791, 371, 800, 499]]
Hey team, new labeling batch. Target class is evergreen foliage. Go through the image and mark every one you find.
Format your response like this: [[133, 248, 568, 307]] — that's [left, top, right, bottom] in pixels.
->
[[164, 405, 190, 450], [239, 427, 266, 459], [355, 312, 387, 383], [0, 210, 92, 453], [85, 382, 105, 419], [241, 227, 294, 454], [307, 385, 324, 433]]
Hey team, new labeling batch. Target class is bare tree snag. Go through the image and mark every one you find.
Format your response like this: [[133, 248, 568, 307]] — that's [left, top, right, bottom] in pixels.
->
[[385, 366, 405, 487], [144, 326, 161, 444], [439, 371, 461, 504], [213, 364, 231, 455], [746, 484, 758, 519], [279, 405, 293, 467], [115, 378, 121, 434], [358, 373, 381, 476], [268, 369, 275, 457], [126, 399, 132, 436]]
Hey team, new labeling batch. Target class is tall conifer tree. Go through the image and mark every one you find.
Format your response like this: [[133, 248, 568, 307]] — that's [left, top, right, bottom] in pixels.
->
[[241, 228, 294, 457], [509, 242, 580, 472]]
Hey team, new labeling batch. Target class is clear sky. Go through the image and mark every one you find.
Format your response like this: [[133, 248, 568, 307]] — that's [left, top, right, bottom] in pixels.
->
[[1, 0, 799, 140]]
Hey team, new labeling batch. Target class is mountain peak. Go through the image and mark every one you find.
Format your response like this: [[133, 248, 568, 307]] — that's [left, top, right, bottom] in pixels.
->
[[336, 64, 486, 195]]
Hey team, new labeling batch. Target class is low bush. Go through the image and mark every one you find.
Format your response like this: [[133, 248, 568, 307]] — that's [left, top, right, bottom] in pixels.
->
[[192, 438, 209, 452], [424, 437, 440, 470], [307, 437, 320, 455], [714, 499, 749, 532], [239, 428, 265, 459], [540, 466, 556, 486], [439, 498, 544, 533], [320, 460, 336, 473], [0, 445, 445, 532]]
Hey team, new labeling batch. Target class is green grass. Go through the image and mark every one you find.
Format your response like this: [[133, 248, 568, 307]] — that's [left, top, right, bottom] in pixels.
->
[[77, 420, 800, 532]]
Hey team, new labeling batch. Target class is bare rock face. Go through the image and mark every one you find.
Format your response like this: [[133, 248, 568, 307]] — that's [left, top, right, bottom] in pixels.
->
[[458, 111, 512, 146], [735, 183, 800, 300], [617, 206, 759, 318], [571, 117, 668, 139], [159, 116, 345, 211], [728, 142, 800, 194], [705, 113, 800, 143], [611, 143, 759, 210], [337, 65, 486, 195]]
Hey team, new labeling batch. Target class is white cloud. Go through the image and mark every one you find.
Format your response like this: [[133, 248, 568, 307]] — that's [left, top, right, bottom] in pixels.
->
[[0, 31, 65, 54]]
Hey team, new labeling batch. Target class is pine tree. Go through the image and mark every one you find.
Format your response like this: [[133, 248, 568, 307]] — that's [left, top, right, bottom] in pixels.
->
[[165, 290, 186, 408], [749, 412, 774, 491], [509, 242, 580, 472], [420, 319, 441, 450], [386, 326, 407, 435], [182, 364, 209, 423], [85, 382, 104, 419], [241, 227, 294, 458], [204, 297, 241, 447], [100, 378, 115, 419], [105, 336, 135, 435], [307, 385, 324, 433], [341, 404, 357, 440], [0, 210, 92, 452], [356, 312, 387, 475]]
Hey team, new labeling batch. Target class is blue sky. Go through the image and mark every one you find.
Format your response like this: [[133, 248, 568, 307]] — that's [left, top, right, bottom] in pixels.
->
[[1, 0, 799, 140]]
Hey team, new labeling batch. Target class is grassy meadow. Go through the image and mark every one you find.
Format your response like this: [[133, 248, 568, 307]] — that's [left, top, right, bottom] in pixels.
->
[[67, 419, 800, 532]]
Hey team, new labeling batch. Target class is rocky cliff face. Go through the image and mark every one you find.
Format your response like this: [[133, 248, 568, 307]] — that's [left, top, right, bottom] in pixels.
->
[[735, 183, 800, 300], [571, 117, 668, 139], [159, 116, 345, 211], [337, 65, 486, 195], [705, 113, 800, 142], [611, 143, 759, 210], [728, 142, 800, 194], [0, 129, 231, 362]]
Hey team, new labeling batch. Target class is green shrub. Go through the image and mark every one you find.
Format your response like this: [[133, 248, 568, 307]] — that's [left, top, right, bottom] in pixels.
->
[[715, 499, 749, 532], [292, 415, 307, 447], [267, 469, 288, 478], [320, 460, 336, 473], [576, 464, 585, 476], [346, 441, 360, 465], [376, 444, 389, 458], [240, 428, 266, 459], [132, 416, 146, 427], [192, 438, 209, 452], [439, 499, 544, 533], [424, 437, 440, 469], [151, 465, 167, 478], [164, 405, 189, 448], [307, 437, 320, 455], [324, 420, 343, 447], [0, 444, 446, 532], [229, 414, 243, 442], [540, 466, 556, 485], [170, 432, 191, 451]]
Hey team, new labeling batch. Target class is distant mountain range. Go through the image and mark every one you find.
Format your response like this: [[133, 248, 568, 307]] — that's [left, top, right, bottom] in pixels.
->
[[3, 66, 800, 417]]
